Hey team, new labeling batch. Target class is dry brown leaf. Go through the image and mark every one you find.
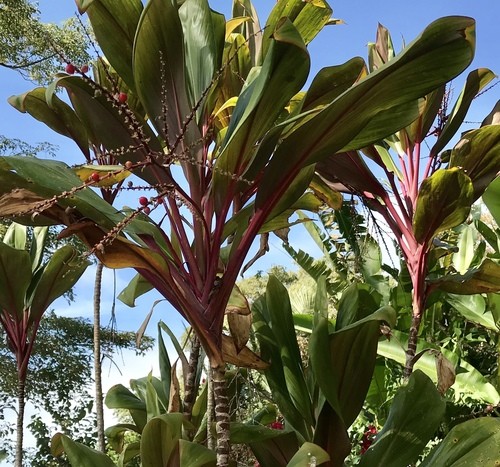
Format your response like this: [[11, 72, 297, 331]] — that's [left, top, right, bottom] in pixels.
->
[[221, 335, 269, 370]]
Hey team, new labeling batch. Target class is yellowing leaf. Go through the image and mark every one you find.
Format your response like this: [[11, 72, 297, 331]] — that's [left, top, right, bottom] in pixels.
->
[[73, 164, 131, 187], [225, 17, 251, 39]]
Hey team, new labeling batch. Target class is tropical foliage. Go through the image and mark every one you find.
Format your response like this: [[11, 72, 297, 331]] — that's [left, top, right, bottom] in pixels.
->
[[0, 0, 500, 466]]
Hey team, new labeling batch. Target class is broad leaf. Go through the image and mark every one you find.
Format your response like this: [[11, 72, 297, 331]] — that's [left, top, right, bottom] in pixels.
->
[[413, 168, 473, 244], [420, 418, 500, 466], [450, 124, 500, 200], [287, 442, 330, 467], [0, 242, 32, 318], [140, 414, 183, 467], [378, 332, 500, 404], [359, 370, 445, 467], [29, 246, 88, 324], [76, 0, 143, 93], [432, 68, 497, 157], [51, 433, 117, 467]]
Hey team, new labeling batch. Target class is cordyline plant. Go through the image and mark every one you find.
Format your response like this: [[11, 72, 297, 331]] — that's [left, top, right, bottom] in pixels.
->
[[315, 23, 500, 377], [0, 223, 88, 467], [0, 0, 486, 464]]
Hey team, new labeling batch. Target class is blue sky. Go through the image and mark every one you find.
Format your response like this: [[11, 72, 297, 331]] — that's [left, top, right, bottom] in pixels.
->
[[1, 1, 500, 456]]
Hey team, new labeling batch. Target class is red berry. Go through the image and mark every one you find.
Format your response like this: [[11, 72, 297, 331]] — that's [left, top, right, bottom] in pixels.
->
[[118, 92, 128, 103], [81, 64, 89, 74], [90, 172, 100, 182], [139, 196, 148, 206], [270, 421, 283, 430], [65, 63, 76, 74], [143, 207, 151, 215]]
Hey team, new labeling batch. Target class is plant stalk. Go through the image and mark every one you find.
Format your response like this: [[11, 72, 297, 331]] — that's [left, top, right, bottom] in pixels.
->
[[213, 364, 230, 467], [15, 377, 25, 467], [183, 335, 201, 424], [94, 261, 105, 452]]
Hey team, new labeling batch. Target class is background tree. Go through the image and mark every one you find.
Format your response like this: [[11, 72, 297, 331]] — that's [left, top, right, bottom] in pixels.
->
[[0, 312, 154, 466], [0, 0, 90, 84]]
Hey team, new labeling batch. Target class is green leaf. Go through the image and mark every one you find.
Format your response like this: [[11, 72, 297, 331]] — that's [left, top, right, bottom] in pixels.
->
[[302, 58, 365, 112], [52, 433, 117, 467], [77, 0, 143, 93], [8, 88, 90, 158], [261, 0, 332, 62], [287, 442, 330, 467], [359, 370, 445, 467], [140, 414, 184, 467], [158, 322, 172, 398], [179, 0, 224, 116], [264, 276, 313, 427], [445, 293, 497, 331], [484, 176, 500, 226], [452, 224, 478, 274], [420, 418, 500, 466], [413, 168, 474, 244], [450, 124, 500, 200], [29, 246, 89, 324], [252, 296, 311, 439], [432, 68, 496, 157], [30, 226, 48, 271], [214, 17, 310, 211], [378, 331, 500, 404], [3, 222, 26, 250], [257, 16, 475, 205], [0, 242, 32, 318], [133, 0, 196, 147], [47, 76, 164, 186], [118, 273, 154, 307], [178, 439, 216, 467], [310, 306, 396, 427], [431, 258, 500, 294], [105, 384, 146, 412]]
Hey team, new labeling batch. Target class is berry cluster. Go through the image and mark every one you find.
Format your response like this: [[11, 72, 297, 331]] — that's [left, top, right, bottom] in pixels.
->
[[360, 424, 377, 454]]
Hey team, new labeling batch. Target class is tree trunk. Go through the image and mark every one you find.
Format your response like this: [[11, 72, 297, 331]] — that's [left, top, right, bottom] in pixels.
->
[[15, 377, 25, 467], [93, 261, 105, 451], [183, 334, 201, 423], [206, 366, 215, 451], [212, 364, 230, 467]]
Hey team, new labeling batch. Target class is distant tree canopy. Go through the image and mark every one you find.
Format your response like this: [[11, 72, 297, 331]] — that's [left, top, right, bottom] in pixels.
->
[[0, 311, 154, 465], [0, 0, 91, 84]]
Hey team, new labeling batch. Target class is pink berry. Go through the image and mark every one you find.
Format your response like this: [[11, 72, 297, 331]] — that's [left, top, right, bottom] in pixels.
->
[[118, 92, 128, 103], [143, 207, 151, 215], [90, 172, 100, 182], [65, 63, 76, 74], [124, 160, 133, 170], [81, 64, 89, 74], [139, 196, 148, 206]]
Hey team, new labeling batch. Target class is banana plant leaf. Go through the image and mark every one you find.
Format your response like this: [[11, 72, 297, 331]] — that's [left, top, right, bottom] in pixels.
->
[[358, 370, 445, 467], [378, 331, 500, 404]]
